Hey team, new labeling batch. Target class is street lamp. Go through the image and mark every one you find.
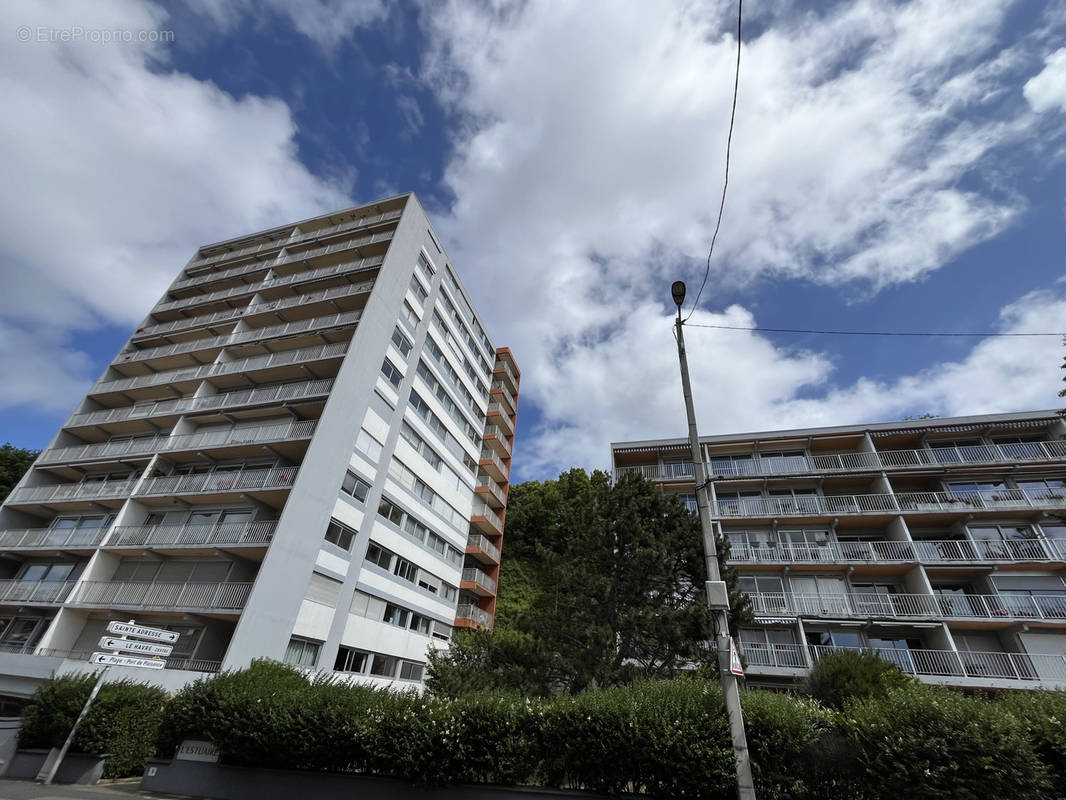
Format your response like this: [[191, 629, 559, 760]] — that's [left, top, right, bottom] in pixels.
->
[[671, 281, 756, 800]]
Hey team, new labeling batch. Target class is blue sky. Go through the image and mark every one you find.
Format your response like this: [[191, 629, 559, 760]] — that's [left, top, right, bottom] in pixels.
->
[[1, 0, 1065, 481]]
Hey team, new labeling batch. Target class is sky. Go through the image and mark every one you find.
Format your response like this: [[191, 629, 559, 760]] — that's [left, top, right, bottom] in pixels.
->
[[1, 0, 1065, 482]]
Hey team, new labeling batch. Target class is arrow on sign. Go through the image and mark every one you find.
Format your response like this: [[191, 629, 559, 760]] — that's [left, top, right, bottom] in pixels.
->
[[106, 621, 179, 643], [98, 637, 173, 657], [90, 652, 166, 670]]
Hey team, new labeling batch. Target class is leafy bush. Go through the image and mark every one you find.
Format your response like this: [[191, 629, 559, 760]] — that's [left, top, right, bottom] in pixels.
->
[[804, 650, 913, 710], [993, 690, 1066, 798], [20, 673, 168, 777], [842, 683, 1050, 800]]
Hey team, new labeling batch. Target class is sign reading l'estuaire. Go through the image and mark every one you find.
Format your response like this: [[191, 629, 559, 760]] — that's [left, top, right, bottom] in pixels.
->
[[89, 652, 166, 670], [98, 636, 173, 657], [106, 620, 180, 643]]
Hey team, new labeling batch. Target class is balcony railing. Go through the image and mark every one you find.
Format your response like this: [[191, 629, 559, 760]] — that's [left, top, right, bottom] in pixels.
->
[[713, 488, 1066, 518], [461, 567, 497, 594], [616, 440, 1066, 482], [0, 527, 108, 550], [155, 232, 391, 313], [137, 466, 298, 497], [455, 603, 493, 628], [493, 360, 518, 391], [39, 421, 317, 466], [737, 642, 807, 669], [486, 402, 514, 434], [475, 474, 507, 507], [68, 378, 333, 428], [466, 533, 501, 562], [490, 381, 516, 414], [748, 591, 1066, 621], [471, 500, 504, 536], [114, 310, 361, 366], [106, 520, 276, 548], [730, 538, 1066, 565], [7, 477, 140, 505], [92, 341, 348, 393], [806, 645, 1066, 684], [0, 580, 75, 605], [68, 580, 252, 611], [36, 647, 222, 673]]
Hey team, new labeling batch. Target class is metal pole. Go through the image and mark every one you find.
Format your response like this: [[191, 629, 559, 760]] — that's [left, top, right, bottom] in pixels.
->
[[673, 293, 756, 800], [42, 666, 110, 785]]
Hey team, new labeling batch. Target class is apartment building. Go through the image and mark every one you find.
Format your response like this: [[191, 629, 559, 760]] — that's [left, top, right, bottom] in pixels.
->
[[0, 193, 518, 698], [612, 410, 1066, 691]]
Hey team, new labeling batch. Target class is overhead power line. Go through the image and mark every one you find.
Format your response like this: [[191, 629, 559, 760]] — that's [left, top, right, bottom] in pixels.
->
[[686, 323, 1066, 338], [685, 0, 743, 322]]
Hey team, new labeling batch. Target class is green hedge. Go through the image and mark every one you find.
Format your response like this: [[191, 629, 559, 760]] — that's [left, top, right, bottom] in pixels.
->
[[19, 673, 168, 778], [151, 662, 1066, 799]]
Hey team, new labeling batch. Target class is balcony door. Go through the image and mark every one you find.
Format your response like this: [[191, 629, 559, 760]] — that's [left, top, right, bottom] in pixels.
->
[[788, 575, 848, 616]]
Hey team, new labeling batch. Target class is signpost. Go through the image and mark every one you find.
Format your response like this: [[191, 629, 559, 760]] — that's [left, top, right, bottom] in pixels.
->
[[729, 637, 745, 677], [42, 621, 177, 785]]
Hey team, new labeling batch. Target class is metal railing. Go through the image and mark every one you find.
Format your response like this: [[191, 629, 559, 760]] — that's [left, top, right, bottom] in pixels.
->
[[136, 466, 298, 497], [483, 424, 512, 451], [0, 580, 76, 605], [455, 603, 493, 628], [479, 449, 508, 476], [106, 520, 276, 548], [39, 420, 317, 466], [7, 477, 140, 505], [68, 378, 333, 427], [748, 591, 1066, 621], [490, 381, 516, 414], [475, 473, 507, 506], [461, 568, 497, 594], [92, 341, 348, 393], [36, 647, 223, 673], [616, 440, 1066, 482], [470, 500, 504, 536], [0, 528, 108, 550], [737, 642, 807, 669], [729, 538, 1066, 565], [805, 645, 1066, 683], [713, 488, 1066, 518], [68, 580, 252, 611], [466, 533, 501, 562], [487, 402, 514, 434], [493, 360, 518, 391]]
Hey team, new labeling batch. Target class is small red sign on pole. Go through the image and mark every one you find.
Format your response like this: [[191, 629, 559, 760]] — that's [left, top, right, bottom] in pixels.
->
[[729, 637, 744, 677]]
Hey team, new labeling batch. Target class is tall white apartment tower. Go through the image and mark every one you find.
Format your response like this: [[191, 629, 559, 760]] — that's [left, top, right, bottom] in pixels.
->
[[0, 193, 518, 697]]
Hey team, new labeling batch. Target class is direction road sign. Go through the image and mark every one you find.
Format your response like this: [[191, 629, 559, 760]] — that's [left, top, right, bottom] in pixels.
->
[[98, 637, 173, 657], [90, 652, 166, 670], [106, 621, 179, 643]]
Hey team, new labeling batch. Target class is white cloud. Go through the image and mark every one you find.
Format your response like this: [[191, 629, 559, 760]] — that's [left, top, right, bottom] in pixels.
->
[[0, 0, 351, 411], [416, 0, 1064, 477], [1024, 47, 1066, 113], [179, 0, 387, 49]]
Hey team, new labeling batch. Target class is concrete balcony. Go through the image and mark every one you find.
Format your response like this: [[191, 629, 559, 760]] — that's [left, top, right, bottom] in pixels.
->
[[7, 477, 139, 506], [479, 449, 508, 482], [68, 580, 252, 612], [461, 567, 497, 596], [106, 520, 276, 549], [490, 381, 516, 415], [455, 603, 493, 629], [136, 466, 298, 499], [748, 591, 1066, 622], [730, 538, 1066, 566], [470, 500, 504, 537], [185, 208, 401, 275], [114, 310, 361, 368], [155, 232, 391, 314], [714, 488, 1066, 519], [0, 580, 75, 606], [482, 425, 512, 459], [466, 533, 501, 565], [493, 361, 518, 394], [0, 527, 107, 552], [91, 341, 349, 394], [486, 402, 514, 436], [67, 378, 333, 429], [475, 473, 506, 508], [40, 421, 316, 467]]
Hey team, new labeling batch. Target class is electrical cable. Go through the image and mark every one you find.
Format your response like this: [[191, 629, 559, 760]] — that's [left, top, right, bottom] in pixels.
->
[[684, 323, 1066, 337], [685, 0, 743, 322]]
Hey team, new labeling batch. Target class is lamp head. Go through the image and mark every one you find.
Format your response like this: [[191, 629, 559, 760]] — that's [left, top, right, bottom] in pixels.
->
[[671, 281, 686, 309]]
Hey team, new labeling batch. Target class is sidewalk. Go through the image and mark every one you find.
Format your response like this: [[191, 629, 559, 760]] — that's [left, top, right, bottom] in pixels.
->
[[0, 778, 183, 800]]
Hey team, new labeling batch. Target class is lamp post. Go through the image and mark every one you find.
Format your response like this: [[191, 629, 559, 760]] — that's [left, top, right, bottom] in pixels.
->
[[671, 280, 756, 800]]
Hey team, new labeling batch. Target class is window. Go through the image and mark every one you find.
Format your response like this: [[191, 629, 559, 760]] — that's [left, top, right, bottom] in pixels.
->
[[355, 428, 384, 462], [380, 359, 402, 389], [383, 603, 410, 627], [391, 327, 413, 358], [441, 583, 457, 602], [377, 498, 404, 526], [1017, 478, 1066, 500], [401, 300, 419, 331], [409, 275, 428, 304], [410, 614, 432, 635], [369, 653, 398, 677], [306, 573, 343, 607], [365, 542, 392, 570], [334, 646, 368, 673], [417, 252, 436, 279], [393, 557, 418, 583], [324, 521, 355, 551], [284, 637, 320, 668], [399, 661, 425, 681], [341, 471, 370, 503]]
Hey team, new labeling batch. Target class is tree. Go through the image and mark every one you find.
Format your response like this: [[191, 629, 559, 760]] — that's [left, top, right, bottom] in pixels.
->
[[427, 469, 749, 696], [0, 443, 40, 503], [803, 650, 912, 710]]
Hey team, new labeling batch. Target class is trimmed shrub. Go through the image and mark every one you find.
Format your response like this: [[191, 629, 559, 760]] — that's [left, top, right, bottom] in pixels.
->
[[993, 690, 1066, 798], [842, 683, 1050, 800], [804, 650, 912, 710], [20, 673, 168, 778]]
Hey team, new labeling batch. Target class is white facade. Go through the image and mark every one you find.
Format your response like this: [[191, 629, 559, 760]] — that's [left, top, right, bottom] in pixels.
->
[[0, 194, 517, 698]]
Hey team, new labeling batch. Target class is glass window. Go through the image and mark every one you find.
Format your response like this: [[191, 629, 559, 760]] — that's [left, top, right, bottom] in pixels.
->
[[355, 429, 383, 462], [369, 653, 398, 677], [399, 661, 424, 681], [365, 542, 393, 570], [383, 604, 409, 627], [377, 498, 404, 526], [341, 471, 370, 502], [334, 646, 368, 674], [408, 275, 428, 304], [393, 557, 418, 583], [324, 521, 354, 551], [391, 327, 413, 357], [380, 359, 403, 389], [284, 637, 320, 668]]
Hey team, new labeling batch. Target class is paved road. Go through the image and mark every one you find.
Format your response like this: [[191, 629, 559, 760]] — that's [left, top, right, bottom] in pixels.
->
[[0, 778, 181, 800]]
